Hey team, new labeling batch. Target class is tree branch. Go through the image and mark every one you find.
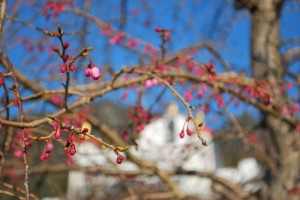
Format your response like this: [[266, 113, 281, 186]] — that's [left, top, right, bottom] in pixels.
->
[[283, 47, 300, 66]]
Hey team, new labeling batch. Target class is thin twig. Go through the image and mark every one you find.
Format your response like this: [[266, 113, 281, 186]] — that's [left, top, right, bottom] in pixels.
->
[[0, 52, 30, 200]]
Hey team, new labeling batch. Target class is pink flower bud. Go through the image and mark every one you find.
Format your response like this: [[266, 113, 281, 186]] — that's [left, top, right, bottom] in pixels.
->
[[55, 132, 61, 139], [52, 46, 59, 52], [110, 33, 123, 45], [117, 157, 123, 164], [79, 134, 85, 140], [152, 78, 158, 86], [118, 154, 124, 161], [60, 65, 66, 73], [40, 153, 46, 162], [186, 128, 193, 136], [85, 68, 91, 77], [145, 79, 152, 88], [70, 65, 75, 72], [179, 130, 185, 138], [63, 42, 69, 49], [90, 67, 101, 80], [69, 148, 76, 156], [45, 152, 51, 159], [184, 91, 193, 102], [67, 157, 74, 165], [14, 150, 23, 158], [53, 123, 58, 131], [67, 136, 73, 143], [46, 142, 54, 151], [63, 54, 69, 60], [82, 128, 89, 133]]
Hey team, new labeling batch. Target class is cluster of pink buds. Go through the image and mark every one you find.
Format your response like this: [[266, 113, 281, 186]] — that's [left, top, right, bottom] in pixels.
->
[[24, 136, 31, 150], [40, 142, 54, 162], [79, 128, 89, 140], [64, 135, 76, 156], [14, 129, 32, 158], [53, 121, 61, 139], [69, 144, 76, 156], [60, 64, 75, 74], [116, 154, 124, 164], [128, 105, 152, 133], [179, 117, 194, 139], [52, 41, 77, 74], [85, 62, 101, 80], [64, 139, 76, 165], [145, 79, 158, 89], [23, 128, 32, 150]]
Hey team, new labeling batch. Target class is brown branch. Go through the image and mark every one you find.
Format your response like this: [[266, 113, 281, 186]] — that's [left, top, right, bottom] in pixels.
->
[[142, 192, 174, 200], [281, 37, 300, 46], [0, 0, 6, 38], [9, 162, 246, 199], [0, 181, 38, 200], [0, 51, 30, 199], [135, 70, 207, 146], [0, 190, 25, 200], [0, 71, 298, 131], [283, 47, 300, 66]]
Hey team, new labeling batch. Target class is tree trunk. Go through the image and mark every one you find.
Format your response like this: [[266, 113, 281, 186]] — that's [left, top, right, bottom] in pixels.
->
[[235, 0, 300, 199]]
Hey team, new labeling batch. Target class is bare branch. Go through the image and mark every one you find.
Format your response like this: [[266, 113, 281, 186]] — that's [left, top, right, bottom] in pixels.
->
[[0, 0, 6, 38], [283, 47, 300, 66]]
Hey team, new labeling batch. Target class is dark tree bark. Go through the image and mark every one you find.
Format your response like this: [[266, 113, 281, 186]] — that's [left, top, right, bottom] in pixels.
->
[[235, 0, 300, 199]]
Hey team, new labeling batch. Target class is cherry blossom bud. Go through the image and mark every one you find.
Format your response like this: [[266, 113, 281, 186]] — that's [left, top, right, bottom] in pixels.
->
[[46, 142, 54, 151], [179, 130, 185, 138], [14, 150, 23, 158], [145, 80, 152, 88], [52, 46, 59, 52], [79, 134, 85, 140], [70, 65, 75, 72], [85, 68, 91, 77], [186, 128, 193, 136], [40, 153, 46, 162], [63, 42, 69, 49], [55, 132, 61, 139], [69, 148, 76, 156], [45, 152, 51, 159], [60, 65, 66, 73], [90, 67, 101, 80]]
